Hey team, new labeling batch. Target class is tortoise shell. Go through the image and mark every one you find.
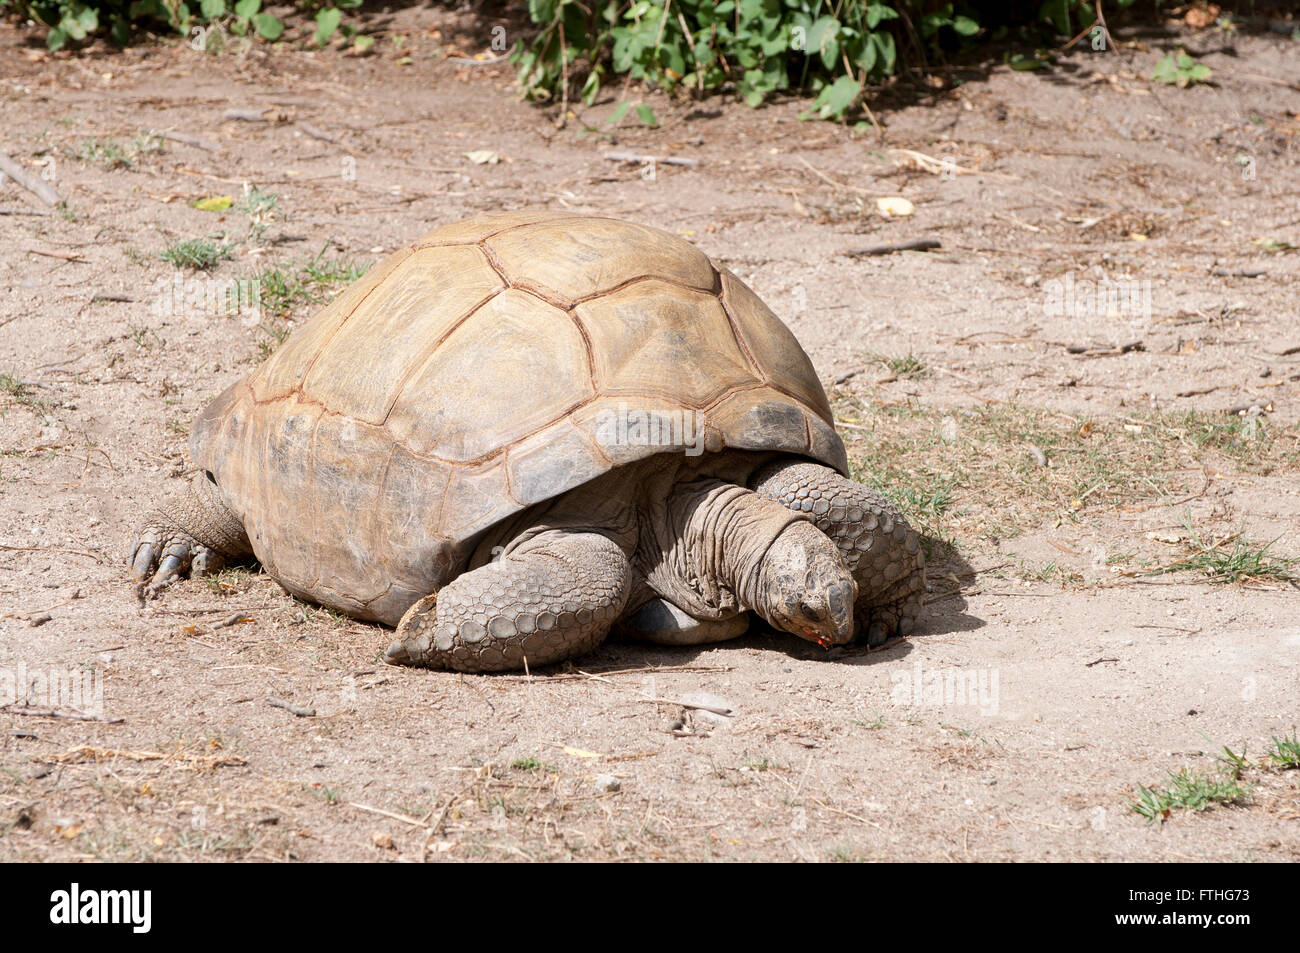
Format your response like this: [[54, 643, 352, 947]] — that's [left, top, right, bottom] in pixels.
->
[[190, 211, 847, 624]]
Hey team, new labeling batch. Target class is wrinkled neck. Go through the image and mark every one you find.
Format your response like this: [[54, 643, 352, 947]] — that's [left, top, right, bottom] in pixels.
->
[[642, 478, 804, 619]]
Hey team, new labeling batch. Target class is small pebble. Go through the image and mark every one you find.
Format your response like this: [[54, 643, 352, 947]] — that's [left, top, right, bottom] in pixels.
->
[[28, 613, 52, 627], [593, 774, 621, 793]]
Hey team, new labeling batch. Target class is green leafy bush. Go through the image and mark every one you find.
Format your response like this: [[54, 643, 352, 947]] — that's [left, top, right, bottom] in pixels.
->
[[513, 0, 1155, 121], [1, 0, 359, 50]]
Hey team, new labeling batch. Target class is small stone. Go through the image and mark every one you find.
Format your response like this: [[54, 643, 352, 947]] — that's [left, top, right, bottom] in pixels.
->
[[593, 774, 621, 793], [371, 831, 394, 850], [28, 613, 52, 627]]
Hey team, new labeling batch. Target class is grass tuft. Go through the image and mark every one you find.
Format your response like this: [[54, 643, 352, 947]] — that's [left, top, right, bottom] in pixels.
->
[[1129, 768, 1249, 824], [1264, 731, 1300, 770], [160, 237, 234, 271]]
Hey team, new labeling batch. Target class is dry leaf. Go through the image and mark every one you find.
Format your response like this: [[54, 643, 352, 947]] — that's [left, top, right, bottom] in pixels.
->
[[876, 196, 915, 218]]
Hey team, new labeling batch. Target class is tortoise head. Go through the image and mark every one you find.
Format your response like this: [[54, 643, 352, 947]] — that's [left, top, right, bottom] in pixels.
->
[[757, 521, 856, 648]]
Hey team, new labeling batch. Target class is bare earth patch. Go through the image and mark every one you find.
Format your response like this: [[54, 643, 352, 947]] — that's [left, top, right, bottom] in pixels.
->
[[1, 11, 1297, 861]]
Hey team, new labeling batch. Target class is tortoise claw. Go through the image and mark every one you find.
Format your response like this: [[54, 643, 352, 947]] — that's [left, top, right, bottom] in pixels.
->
[[130, 522, 220, 601]]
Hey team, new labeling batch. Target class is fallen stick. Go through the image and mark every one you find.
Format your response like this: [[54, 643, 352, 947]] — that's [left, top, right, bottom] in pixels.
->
[[46, 744, 245, 767], [25, 247, 85, 262], [0, 152, 62, 207], [212, 611, 253, 630], [640, 697, 733, 717], [266, 696, 316, 717], [223, 108, 268, 122], [348, 802, 429, 829], [1065, 340, 1144, 356], [2, 705, 123, 724], [298, 123, 342, 144], [149, 129, 220, 152], [844, 238, 941, 257], [604, 151, 699, 168], [445, 53, 511, 65], [1210, 267, 1266, 278], [0, 207, 52, 216]]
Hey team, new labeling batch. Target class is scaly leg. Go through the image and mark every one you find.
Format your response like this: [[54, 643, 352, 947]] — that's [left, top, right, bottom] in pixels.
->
[[386, 531, 633, 672], [130, 471, 251, 598], [751, 460, 925, 646]]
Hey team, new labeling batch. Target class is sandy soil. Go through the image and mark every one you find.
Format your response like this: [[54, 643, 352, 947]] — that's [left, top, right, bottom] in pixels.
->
[[1, 9, 1298, 861]]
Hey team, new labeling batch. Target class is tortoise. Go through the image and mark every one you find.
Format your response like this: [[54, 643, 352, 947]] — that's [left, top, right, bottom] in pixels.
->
[[131, 211, 925, 672]]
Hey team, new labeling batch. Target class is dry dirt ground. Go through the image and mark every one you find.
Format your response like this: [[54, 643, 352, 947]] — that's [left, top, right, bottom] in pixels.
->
[[1, 9, 1298, 862]]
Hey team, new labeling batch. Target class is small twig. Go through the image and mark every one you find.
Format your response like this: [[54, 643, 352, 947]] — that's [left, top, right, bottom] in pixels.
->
[[298, 124, 342, 144], [266, 697, 316, 718], [1085, 657, 1119, 667], [1, 705, 123, 724], [348, 802, 429, 829], [604, 152, 699, 168], [212, 611, 253, 630], [1210, 267, 1266, 278], [445, 53, 511, 65], [639, 697, 733, 717], [148, 129, 220, 152], [25, 247, 85, 262], [844, 238, 941, 257], [796, 156, 873, 196], [0, 151, 62, 207], [0, 543, 106, 562], [496, 663, 732, 682], [223, 108, 269, 122], [0, 207, 52, 216], [45, 744, 245, 767]]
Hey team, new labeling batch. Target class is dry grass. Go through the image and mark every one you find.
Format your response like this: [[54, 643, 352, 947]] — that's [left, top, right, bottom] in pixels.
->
[[835, 394, 1300, 557]]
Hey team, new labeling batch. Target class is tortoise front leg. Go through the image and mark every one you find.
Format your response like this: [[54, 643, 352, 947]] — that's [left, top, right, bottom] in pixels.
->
[[385, 531, 633, 672], [131, 472, 251, 598], [751, 460, 925, 646]]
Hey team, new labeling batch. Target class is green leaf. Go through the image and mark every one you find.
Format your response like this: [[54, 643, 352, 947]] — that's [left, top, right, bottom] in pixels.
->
[[865, 3, 898, 29], [807, 17, 840, 70], [635, 103, 658, 127], [1008, 52, 1048, 71], [605, 100, 632, 125], [952, 16, 979, 37], [581, 70, 601, 105], [812, 74, 861, 120], [47, 25, 68, 50], [871, 31, 895, 74], [74, 4, 99, 33], [1039, 0, 1070, 36], [110, 15, 130, 45], [854, 37, 878, 74], [253, 12, 282, 40], [234, 0, 259, 17], [200, 0, 225, 19], [315, 7, 342, 45]]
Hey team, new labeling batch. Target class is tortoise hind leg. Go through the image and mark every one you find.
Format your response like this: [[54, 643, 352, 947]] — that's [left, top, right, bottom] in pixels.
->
[[750, 460, 925, 646], [131, 471, 251, 599], [386, 531, 633, 672]]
